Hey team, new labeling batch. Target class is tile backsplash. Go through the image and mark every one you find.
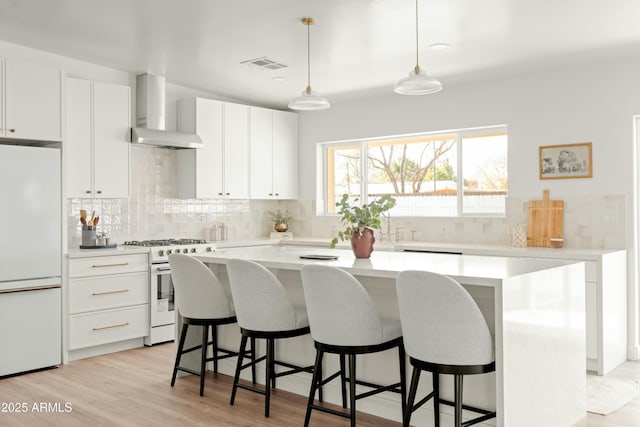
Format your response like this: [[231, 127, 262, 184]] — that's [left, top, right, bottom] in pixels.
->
[[67, 145, 626, 250]]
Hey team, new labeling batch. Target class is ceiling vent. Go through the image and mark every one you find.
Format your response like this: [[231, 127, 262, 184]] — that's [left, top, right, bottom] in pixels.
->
[[240, 57, 288, 71]]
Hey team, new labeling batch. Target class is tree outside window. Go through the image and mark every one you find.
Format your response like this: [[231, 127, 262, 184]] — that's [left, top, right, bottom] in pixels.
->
[[324, 127, 507, 217]]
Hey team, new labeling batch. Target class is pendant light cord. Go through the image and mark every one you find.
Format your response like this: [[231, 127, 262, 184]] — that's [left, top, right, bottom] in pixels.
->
[[307, 21, 312, 92], [415, 0, 420, 72]]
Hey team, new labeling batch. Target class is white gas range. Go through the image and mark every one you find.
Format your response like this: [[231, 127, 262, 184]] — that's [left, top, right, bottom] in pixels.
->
[[123, 239, 216, 345]]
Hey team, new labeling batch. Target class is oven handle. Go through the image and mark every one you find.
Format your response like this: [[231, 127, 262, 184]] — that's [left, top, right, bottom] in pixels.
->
[[154, 266, 171, 272]]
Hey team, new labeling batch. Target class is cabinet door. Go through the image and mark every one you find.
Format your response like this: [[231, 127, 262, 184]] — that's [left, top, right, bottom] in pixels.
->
[[223, 102, 249, 198], [272, 110, 298, 199], [66, 78, 94, 198], [250, 106, 274, 198], [196, 98, 224, 198], [93, 82, 130, 198], [5, 60, 62, 142]]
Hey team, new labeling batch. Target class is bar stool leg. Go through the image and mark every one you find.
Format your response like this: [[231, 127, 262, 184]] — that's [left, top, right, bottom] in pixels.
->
[[404, 366, 421, 427], [433, 372, 440, 427], [454, 374, 463, 427], [230, 335, 248, 405], [340, 353, 347, 408], [212, 325, 219, 373], [250, 337, 257, 384], [317, 356, 323, 403], [200, 324, 209, 396], [398, 344, 407, 419], [270, 338, 277, 389], [304, 348, 324, 427], [265, 338, 274, 417], [349, 354, 357, 427], [171, 323, 189, 387]]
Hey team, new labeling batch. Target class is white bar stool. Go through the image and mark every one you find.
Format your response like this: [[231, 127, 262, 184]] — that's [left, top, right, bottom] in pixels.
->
[[226, 258, 317, 418], [168, 254, 254, 397], [301, 264, 406, 427], [396, 270, 496, 427]]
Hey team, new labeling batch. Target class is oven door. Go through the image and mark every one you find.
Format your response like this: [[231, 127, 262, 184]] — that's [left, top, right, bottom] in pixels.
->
[[150, 264, 175, 328]]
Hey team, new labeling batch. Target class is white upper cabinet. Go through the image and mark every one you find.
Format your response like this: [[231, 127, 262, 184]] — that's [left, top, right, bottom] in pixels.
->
[[249, 107, 298, 199], [178, 98, 249, 199], [66, 78, 130, 198], [3, 59, 62, 142]]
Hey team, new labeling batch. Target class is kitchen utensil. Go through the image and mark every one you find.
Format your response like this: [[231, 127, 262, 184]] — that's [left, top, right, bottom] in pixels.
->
[[80, 217, 86, 225], [93, 216, 99, 226], [80, 209, 87, 225], [89, 211, 95, 226], [527, 190, 564, 247]]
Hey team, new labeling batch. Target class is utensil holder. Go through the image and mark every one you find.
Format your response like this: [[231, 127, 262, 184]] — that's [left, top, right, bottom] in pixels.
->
[[82, 225, 96, 246]]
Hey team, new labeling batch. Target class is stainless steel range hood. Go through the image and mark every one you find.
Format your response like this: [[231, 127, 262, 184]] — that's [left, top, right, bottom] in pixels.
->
[[130, 73, 203, 149]]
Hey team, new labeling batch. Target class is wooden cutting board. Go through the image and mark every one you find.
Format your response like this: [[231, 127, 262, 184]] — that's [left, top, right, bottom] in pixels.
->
[[527, 190, 564, 247]]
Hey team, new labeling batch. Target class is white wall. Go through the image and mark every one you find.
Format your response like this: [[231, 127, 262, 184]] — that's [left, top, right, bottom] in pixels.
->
[[298, 56, 640, 199], [297, 55, 640, 359]]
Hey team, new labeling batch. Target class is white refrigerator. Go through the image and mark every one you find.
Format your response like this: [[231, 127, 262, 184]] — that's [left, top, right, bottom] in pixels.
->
[[0, 144, 62, 376]]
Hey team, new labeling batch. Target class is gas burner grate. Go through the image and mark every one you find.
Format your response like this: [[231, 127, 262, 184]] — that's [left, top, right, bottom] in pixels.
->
[[124, 238, 208, 247]]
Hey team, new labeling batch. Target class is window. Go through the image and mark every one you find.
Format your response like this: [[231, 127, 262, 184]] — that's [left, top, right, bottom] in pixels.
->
[[320, 126, 507, 217]]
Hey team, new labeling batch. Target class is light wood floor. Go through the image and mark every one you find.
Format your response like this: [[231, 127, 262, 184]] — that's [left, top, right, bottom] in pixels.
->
[[0, 343, 400, 427], [2, 344, 640, 426]]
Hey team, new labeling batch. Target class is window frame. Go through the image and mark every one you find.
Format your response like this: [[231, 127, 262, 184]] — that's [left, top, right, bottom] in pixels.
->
[[318, 125, 508, 218]]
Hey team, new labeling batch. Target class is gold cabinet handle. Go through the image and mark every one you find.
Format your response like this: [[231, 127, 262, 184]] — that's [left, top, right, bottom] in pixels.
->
[[96, 190, 102, 194], [9, 128, 15, 133], [91, 262, 129, 268], [92, 289, 129, 296], [92, 322, 129, 331]]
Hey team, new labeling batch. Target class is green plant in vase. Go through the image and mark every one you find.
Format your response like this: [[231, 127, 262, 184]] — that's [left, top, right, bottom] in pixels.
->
[[330, 193, 396, 258], [268, 209, 294, 232]]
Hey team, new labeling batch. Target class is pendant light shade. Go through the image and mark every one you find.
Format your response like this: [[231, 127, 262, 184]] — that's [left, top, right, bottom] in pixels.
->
[[289, 17, 330, 111], [394, 0, 442, 95]]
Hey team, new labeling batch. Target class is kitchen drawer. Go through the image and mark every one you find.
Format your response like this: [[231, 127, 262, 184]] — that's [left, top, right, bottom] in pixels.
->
[[69, 304, 149, 350], [69, 253, 148, 278], [69, 271, 149, 314]]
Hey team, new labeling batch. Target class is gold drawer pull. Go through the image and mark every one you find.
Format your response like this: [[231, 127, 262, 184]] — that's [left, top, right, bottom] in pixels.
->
[[92, 322, 129, 331], [91, 262, 129, 268], [92, 289, 129, 296]]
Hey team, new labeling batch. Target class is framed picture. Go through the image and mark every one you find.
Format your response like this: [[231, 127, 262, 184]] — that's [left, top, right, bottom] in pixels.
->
[[539, 142, 592, 180]]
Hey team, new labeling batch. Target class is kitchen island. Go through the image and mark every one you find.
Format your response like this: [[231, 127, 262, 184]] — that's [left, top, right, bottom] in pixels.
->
[[185, 245, 586, 427]]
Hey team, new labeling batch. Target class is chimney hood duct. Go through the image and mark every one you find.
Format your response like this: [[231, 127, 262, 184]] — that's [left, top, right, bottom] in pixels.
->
[[130, 73, 203, 149]]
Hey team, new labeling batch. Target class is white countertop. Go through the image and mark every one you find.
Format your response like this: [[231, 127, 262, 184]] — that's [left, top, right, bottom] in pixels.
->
[[196, 244, 578, 286], [65, 236, 623, 262], [216, 236, 622, 261]]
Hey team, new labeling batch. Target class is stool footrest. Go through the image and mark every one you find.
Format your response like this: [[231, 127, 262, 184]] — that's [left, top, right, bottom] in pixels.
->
[[307, 403, 351, 419], [236, 382, 267, 396], [438, 399, 495, 415], [274, 360, 314, 378], [411, 391, 435, 412], [354, 381, 403, 400], [175, 366, 201, 377]]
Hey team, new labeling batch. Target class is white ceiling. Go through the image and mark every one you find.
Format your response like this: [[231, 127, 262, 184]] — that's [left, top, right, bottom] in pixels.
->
[[1, 0, 640, 109]]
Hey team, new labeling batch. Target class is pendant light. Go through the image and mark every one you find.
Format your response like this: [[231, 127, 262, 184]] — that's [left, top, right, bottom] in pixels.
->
[[288, 17, 330, 111], [394, 0, 442, 95]]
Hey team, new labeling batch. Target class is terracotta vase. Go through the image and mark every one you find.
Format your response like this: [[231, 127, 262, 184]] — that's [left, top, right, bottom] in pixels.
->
[[351, 228, 375, 258]]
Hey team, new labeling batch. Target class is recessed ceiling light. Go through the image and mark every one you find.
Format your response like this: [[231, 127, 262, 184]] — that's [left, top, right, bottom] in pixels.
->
[[429, 43, 450, 50], [272, 76, 287, 82]]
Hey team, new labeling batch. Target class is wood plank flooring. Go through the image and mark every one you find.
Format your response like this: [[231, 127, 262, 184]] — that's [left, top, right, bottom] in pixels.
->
[[3, 343, 640, 426], [0, 343, 399, 427]]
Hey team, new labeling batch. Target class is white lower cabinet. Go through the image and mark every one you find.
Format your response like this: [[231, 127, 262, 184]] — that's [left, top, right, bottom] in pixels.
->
[[67, 252, 149, 360], [69, 305, 148, 350]]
